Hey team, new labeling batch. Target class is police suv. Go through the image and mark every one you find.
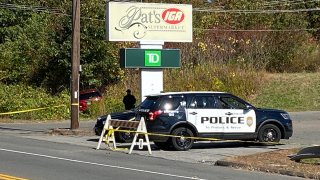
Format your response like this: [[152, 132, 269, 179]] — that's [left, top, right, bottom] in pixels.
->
[[137, 91, 293, 151]]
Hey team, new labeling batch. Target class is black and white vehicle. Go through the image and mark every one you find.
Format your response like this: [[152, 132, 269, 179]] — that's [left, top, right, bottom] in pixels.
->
[[136, 91, 293, 151], [94, 108, 137, 143]]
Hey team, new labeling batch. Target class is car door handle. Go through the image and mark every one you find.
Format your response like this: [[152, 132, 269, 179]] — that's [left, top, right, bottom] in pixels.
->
[[225, 112, 233, 115], [189, 112, 197, 115]]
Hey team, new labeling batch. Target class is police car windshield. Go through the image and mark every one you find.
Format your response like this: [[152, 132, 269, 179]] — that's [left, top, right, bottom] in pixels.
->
[[140, 96, 159, 109]]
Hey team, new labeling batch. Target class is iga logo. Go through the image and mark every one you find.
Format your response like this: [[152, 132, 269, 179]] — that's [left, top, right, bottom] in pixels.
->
[[162, 8, 185, 24]]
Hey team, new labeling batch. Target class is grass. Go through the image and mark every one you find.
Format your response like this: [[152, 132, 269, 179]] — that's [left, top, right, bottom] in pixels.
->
[[2, 70, 320, 120], [223, 148, 320, 179], [301, 158, 320, 165], [250, 72, 320, 112], [83, 71, 320, 117]]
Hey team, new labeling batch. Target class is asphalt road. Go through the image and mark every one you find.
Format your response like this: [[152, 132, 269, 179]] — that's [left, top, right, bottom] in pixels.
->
[[0, 111, 318, 179], [286, 111, 320, 146], [0, 131, 303, 180]]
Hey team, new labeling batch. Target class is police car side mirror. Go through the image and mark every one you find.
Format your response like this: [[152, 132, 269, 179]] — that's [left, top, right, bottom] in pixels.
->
[[180, 101, 186, 107]]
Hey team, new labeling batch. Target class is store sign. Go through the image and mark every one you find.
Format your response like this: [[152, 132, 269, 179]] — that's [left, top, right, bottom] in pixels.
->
[[120, 49, 180, 68], [106, 2, 192, 42]]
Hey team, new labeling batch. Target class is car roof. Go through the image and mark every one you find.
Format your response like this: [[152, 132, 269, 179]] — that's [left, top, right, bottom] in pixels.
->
[[80, 89, 100, 94], [145, 91, 228, 97]]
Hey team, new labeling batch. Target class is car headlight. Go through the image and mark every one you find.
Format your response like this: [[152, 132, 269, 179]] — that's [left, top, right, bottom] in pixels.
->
[[96, 117, 102, 122], [280, 113, 290, 120]]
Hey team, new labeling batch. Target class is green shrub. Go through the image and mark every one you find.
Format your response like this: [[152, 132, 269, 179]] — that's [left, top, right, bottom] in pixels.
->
[[0, 83, 69, 120], [94, 64, 265, 118], [164, 63, 265, 100]]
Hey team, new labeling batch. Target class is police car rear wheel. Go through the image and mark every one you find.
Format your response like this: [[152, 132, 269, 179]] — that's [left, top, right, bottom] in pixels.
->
[[171, 127, 194, 151], [258, 124, 281, 142]]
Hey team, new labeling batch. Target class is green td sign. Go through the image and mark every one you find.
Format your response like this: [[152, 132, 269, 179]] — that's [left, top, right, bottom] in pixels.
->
[[120, 48, 180, 68], [145, 51, 161, 67]]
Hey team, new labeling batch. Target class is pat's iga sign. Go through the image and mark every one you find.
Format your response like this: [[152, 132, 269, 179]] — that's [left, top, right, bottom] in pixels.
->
[[106, 2, 192, 42]]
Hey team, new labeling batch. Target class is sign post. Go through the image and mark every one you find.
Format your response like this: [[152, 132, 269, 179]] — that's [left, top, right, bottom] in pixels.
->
[[106, 2, 192, 101], [139, 41, 164, 101]]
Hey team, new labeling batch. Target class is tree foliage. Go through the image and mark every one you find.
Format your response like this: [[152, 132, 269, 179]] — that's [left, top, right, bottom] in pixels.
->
[[0, 0, 123, 94], [0, 0, 319, 94]]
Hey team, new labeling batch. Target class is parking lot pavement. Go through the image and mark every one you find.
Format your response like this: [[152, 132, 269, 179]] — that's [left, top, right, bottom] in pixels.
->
[[0, 111, 319, 164]]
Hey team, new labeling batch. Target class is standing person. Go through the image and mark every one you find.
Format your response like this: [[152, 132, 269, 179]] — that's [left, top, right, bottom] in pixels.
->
[[123, 89, 136, 110]]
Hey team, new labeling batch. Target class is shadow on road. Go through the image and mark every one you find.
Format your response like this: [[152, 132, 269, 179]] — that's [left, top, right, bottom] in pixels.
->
[[88, 137, 286, 151], [0, 126, 46, 133]]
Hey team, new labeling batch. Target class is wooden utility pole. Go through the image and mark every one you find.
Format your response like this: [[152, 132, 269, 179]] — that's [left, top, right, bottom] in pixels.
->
[[71, 0, 80, 129]]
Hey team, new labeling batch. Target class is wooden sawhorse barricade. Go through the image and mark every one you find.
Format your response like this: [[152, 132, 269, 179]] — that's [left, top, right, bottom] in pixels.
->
[[96, 115, 152, 154]]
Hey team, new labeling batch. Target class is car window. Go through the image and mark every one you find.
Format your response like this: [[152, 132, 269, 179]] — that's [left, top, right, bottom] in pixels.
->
[[158, 96, 183, 110], [219, 96, 247, 109], [189, 95, 217, 109], [140, 96, 159, 109], [80, 91, 101, 100]]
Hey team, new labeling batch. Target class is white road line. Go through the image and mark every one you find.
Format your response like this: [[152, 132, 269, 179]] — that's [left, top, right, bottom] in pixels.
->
[[0, 148, 205, 180]]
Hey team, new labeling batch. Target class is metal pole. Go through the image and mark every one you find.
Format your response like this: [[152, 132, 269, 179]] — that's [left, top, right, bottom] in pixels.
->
[[71, 0, 80, 129]]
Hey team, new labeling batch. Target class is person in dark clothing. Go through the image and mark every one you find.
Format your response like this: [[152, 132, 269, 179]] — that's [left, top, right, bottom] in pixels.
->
[[123, 89, 136, 110]]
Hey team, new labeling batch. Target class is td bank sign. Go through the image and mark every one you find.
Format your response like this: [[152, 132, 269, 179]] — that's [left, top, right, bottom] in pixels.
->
[[145, 51, 161, 67], [106, 2, 192, 42], [120, 49, 180, 68]]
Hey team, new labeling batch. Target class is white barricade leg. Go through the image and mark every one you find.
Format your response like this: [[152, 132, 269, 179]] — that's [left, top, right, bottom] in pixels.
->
[[112, 129, 117, 149], [128, 117, 152, 155], [105, 127, 117, 150], [144, 133, 152, 155], [96, 115, 111, 150], [129, 133, 139, 154]]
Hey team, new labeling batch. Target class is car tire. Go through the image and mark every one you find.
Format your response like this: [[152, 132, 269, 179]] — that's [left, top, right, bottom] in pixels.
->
[[258, 124, 281, 142], [94, 128, 102, 136], [171, 127, 194, 151], [115, 129, 134, 143]]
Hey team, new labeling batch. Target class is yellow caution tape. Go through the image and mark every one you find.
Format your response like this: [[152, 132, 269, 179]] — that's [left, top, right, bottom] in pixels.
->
[[0, 173, 29, 180], [110, 147, 129, 151], [0, 105, 66, 115], [110, 129, 282, 145], [104, 128, 129, 151], [107, 129, 115, 138]]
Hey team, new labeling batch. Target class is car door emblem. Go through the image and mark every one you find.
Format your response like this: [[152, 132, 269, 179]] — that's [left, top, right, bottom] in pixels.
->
[[247, 117, 253, 127]]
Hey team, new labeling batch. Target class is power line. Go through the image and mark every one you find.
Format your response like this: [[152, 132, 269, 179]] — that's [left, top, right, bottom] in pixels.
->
[[193, 8, 320, 13], [0, 3, 62, 13], [194, 27, 320, 32], [262, 0, 320, 8], [0, 3, 104, 22], [263, 0, 320, 6], [2, 2, 320, 16], [1, 2, 320, 32]]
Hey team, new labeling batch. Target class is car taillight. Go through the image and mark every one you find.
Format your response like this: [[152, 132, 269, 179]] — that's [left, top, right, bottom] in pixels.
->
[[148, 110, 163, 121]]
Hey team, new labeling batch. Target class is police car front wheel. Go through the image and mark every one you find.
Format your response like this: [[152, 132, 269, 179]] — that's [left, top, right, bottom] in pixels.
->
[[258, 124, 281, 142], [171, 127, 194, 151]]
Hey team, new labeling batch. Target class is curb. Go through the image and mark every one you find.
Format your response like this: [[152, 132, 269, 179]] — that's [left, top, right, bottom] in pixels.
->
[[215, 159, 320, 179], [50, 128, 95, 136]]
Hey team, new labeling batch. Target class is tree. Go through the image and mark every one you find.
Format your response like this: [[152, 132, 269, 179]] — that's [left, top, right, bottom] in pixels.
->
[[0, 0, 124, 93]]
